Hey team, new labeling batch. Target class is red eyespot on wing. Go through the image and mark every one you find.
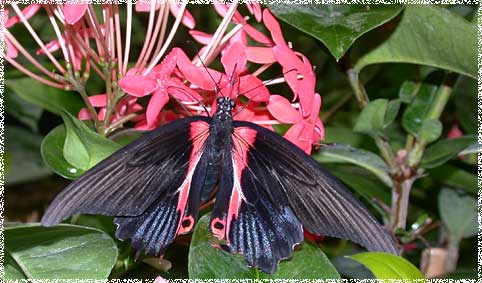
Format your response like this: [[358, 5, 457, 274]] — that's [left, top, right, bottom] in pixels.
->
[[174, 121, 210, 236]]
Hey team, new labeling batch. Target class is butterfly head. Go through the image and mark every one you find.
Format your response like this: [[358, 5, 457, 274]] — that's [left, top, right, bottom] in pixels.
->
[[214, 96, 235, 121]]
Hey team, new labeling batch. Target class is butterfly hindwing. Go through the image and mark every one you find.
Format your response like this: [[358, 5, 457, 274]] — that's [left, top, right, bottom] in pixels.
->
[[209, 121, 398, 273], [41, 116, 213, 255], [209, 126, 303, 274], [232, 121, 398, 255]]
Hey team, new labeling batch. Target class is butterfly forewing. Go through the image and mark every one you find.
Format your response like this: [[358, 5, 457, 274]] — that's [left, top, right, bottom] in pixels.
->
[[231, 121, 399, 255], [41, 116, 214, 255]]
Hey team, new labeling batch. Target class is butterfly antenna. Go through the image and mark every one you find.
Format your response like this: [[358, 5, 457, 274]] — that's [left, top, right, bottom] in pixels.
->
[[233, 68, 298, 118], [238, 68, 297, 97], [167, 85, 211, 117], [188, 40, 224, 98]]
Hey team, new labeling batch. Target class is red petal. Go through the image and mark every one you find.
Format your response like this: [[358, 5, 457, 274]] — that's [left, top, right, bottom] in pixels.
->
[[243, 24, 272, 46], [267, 95, 302, 123], [146, 90, 169, 126], [175, 48, 225, 90], [154, 48, 178, 77], [238, 75, 269, 102], [221, 41, 247, 78], [119, 75, 158, 97], [246, 2, 262, 22], [284, 122, 311, 154], [297, 72, 316, 117], [78, 108, 92, 120], [189, 30, 212, 45], [168, 79, 203, 102], [88, 94, 107, 107], [135, 1, 161, 12], [214, 3, 245, 24], [6, 38, 18, 58], [246, 47, 276, 64], [6, 4, 41, 27], [63, 3, 88, 25], [170, 4, 195, 29], [263, 9, 286, 46], [98, 108, 106, 121], [37, 38, 62, 55]]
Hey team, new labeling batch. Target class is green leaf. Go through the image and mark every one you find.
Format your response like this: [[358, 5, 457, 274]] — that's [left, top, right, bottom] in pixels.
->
[[188, 214, 340, 279], [349, 252, 425, 279], [354, 99, 387, 134], [5, 224, 118, 279], [313, 144, 392, 187], [401, 83, 442, 142], [267, 4, 403, 60], [6, 77, 84, 116], [384, 99, 401, 127], [41, 125, 85, 180], [421, 135, 477, 168], [62, 112, 122, 170], [5, 127, 52, 185], [438, 188, 477, 240], [6, 92, 43, 132], [354, 99, 401, 135], [355, 5, 477, 79], [398, 81, 420, 103], [429, 165, 476, 194], [324, 164, 391, 205], [418, 119, 442, 143], [454, 76, 477, 134]]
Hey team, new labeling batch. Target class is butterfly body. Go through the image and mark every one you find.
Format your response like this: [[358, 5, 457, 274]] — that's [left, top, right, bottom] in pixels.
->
[[42, 96, 398, 274]]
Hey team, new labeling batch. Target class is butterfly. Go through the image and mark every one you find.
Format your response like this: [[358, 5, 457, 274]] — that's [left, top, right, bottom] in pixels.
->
[[42, 93, 398, 275]]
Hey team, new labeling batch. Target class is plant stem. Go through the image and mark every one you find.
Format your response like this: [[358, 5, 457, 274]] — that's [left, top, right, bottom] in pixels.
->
[[408, 83, 452, 167], [390, 176, 415, 230], [347, 68, 396, 170], [445, 238, 460, 273]]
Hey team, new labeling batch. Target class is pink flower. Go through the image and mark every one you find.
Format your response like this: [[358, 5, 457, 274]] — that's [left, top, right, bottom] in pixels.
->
[[63, 2, 88, 25], [119, 49, 202, 128], [4, 4, 42, 58], [154, 276, 169, 283], [135, 1, 196, 29]]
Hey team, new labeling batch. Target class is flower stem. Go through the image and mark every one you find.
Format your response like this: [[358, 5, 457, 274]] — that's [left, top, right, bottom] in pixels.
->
[[408, 83, 452, 167], [347, 68, 396, 169]]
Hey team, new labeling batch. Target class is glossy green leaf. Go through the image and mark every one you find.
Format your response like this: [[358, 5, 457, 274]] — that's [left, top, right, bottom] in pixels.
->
[[41, 125, 85, 180], [429, 165, 476, 194], [354, 99, 401, 135], [349, 252, 425, 279], [5, 224, 118, 279], [188, 214, 340, 279], [5, 127, 52, 185], [324, 164, 390, 205], [384, 100, 401, 127], [268, 4, 403, 60], [398, 81, 420, 103], [6, 92, 43, 132], [454, 76, 477, 134], [401, 83, 442, 143], [355, 5, 477, 79], [313, 144, 392, 187], [438, 188, 477, 240], [6, 77, 84, 116], [354, 99, 387, 134], [421, 135, 476, 168], [62, 112, 121, 170]]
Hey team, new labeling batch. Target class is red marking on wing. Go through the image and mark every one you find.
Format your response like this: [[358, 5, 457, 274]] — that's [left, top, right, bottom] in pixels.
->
[[211, 217, 226, 240], [175, 121, 210, 236], [224, 126, 258, 242]]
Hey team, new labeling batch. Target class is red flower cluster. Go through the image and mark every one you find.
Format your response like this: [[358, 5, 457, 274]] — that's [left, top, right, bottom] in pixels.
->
[[5, 3, 323, 154], [116, 5, 324, 153]]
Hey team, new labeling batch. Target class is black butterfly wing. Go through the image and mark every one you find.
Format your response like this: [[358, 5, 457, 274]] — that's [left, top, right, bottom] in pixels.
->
[[41, 116, 213, 255], [209, 121, 398, 274]]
